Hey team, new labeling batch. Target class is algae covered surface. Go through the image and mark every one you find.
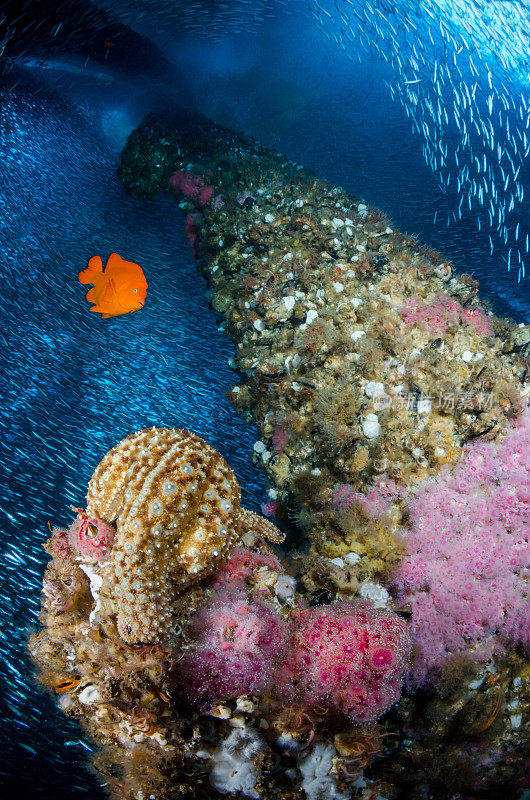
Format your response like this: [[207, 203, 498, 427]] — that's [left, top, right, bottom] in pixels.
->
[[28, 113, 530, 800]]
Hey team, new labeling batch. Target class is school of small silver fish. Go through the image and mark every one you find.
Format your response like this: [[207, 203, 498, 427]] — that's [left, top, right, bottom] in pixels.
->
[[94, 0, 288, 39], [306, 0, 530, 283], [6, 0, 530, 282], [91, 0, 530, 285]]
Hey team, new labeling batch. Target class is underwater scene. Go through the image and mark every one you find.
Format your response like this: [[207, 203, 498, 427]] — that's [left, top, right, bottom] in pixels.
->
[[1, 2, 529, 799]]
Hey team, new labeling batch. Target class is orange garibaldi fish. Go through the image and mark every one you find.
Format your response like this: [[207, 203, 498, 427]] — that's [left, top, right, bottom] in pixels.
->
[[78, 253, 147, 319]]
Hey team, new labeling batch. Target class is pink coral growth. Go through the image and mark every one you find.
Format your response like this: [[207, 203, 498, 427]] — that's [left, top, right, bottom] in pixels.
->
[[48, 526, 71, 560], [399, 294, 492, 337], [333, 479, 402, 519], [272, 424, 290, 452], [169, 170, 214, 207], [178, 588, 288, 704], [461, 306, 493, 336], [283, 601, 411, 722], [67, 508, 115, 561], [391, 407, 530, 688], [261, 499, 278, 518], [184, 213, 202, 258], [212, 546, 284, 589]]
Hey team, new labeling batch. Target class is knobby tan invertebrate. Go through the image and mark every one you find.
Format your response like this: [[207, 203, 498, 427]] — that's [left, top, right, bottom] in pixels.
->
[[86, 428, 284, 643]]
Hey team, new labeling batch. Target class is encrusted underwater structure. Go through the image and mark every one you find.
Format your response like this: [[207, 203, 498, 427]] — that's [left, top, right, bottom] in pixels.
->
[[30, 113, 529, 800]]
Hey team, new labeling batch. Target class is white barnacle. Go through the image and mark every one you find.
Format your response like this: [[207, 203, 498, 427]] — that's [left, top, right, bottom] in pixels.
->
[[362, 413, 381, 439], [78, 685, 102, 705]]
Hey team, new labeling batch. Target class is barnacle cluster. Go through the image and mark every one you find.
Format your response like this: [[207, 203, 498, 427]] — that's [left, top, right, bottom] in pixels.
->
[[121, 114, 528, 593]]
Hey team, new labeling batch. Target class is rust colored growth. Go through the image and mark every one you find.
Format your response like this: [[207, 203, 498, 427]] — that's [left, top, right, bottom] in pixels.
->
[[272, 702, 328, 750], [355, 257, 374, 277], [130, 643, 166, 659], [241, 272, 259, 292], [270, 216, 290, 229], [300, 321, 328, 352], [416, 262, 433, 279], [248, 224, 266, 240], [474, 686, 504, 732], [455, 685, 505, 735], [334, 725, 387, 774], [460, 273, 479, 290], [127, 705, 158, 735], [293, 215, 316, 230], [54, 676, 81, 693]]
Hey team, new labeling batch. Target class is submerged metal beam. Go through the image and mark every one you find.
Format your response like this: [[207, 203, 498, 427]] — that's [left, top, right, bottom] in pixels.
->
[[121, 111, 527, 571], [27, 113, 529, 800]]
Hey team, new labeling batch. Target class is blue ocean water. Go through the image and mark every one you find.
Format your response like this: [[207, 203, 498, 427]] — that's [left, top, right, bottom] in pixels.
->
[[0, 78, 267, 798], [1, 2, 530, 796]]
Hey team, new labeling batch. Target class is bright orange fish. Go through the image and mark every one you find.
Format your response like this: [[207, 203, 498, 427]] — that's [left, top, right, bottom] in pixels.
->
[[78, 253, 147, 319]]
